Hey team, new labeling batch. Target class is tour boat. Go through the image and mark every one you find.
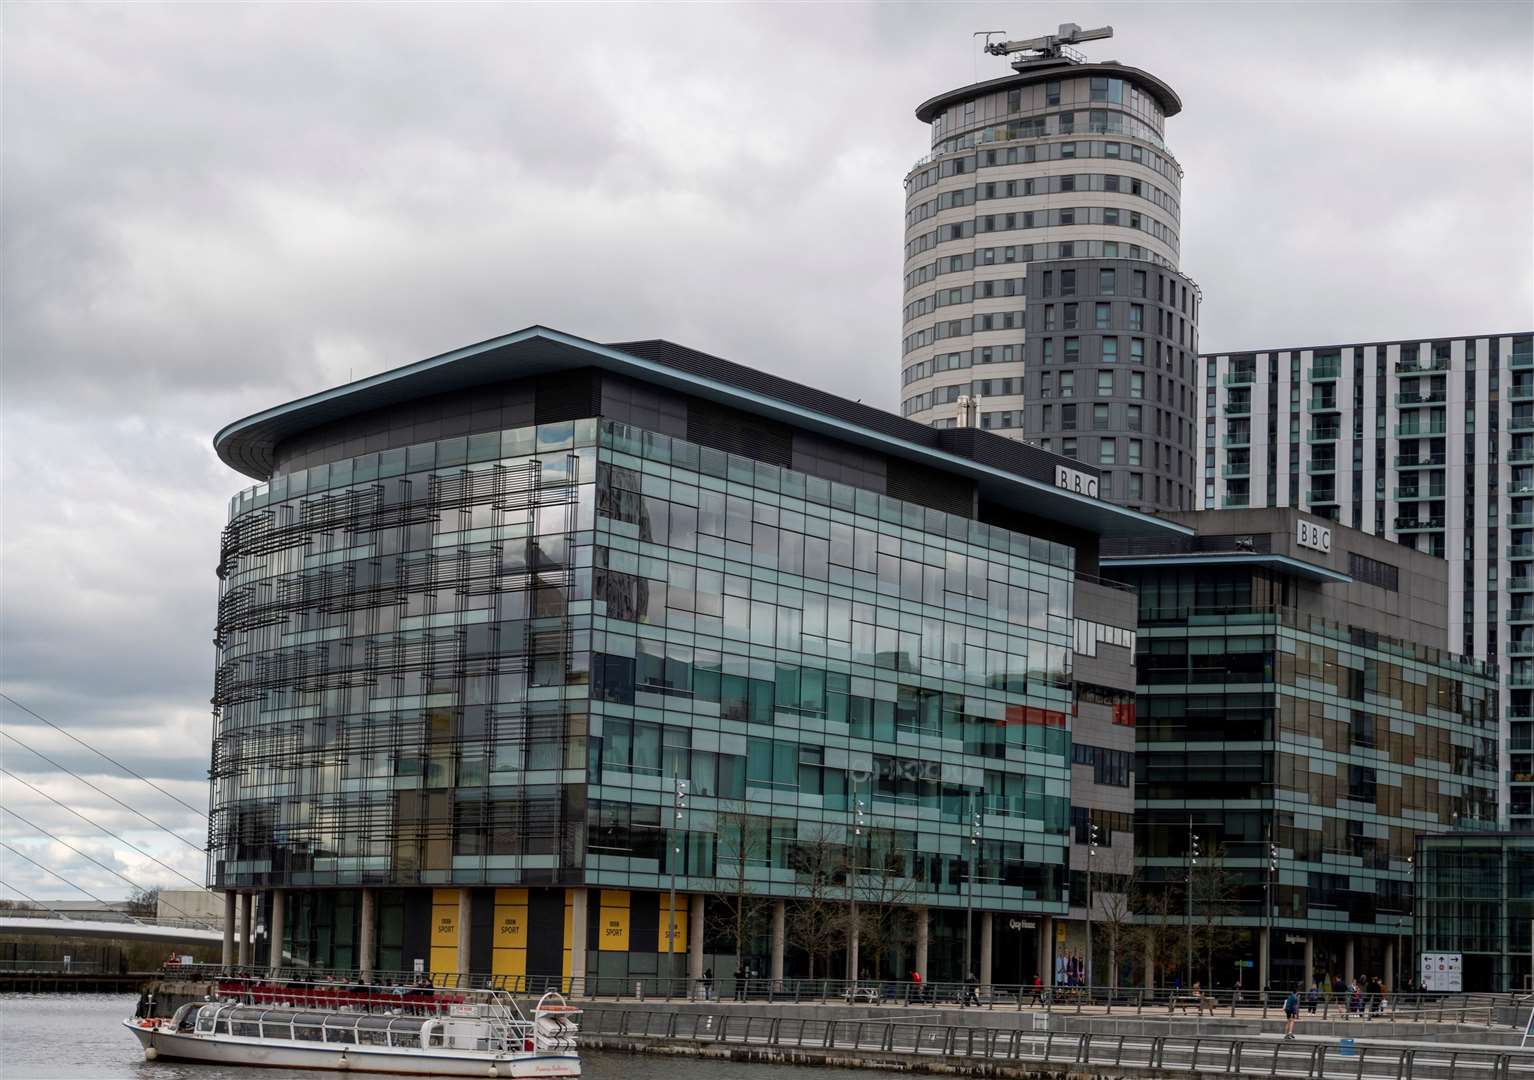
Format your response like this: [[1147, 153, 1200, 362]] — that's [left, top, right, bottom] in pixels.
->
[[125, 986, 581, 1077]]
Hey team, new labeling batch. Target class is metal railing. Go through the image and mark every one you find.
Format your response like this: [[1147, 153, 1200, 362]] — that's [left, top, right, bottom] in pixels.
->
[[584, 1006, 1534, 1080], [161, 965, 1527, 1026]]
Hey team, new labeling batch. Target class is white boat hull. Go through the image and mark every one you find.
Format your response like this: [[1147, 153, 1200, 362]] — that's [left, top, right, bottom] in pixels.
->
[[124, 1020, 580, 1077]]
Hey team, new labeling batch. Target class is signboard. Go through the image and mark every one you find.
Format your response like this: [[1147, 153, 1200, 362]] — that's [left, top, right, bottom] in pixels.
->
[[1339, 1039, 1356, 1057], [1421, 952, 1462, 992], [1296, 519, 1332, 554], [599, 889, 630, 951], [1055, 465, 1099, 499], [413, 958, 425, 974]]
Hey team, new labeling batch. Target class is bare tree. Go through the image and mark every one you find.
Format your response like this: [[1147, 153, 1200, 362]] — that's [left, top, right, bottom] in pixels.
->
[[1093, 870, 1140, 990], [1132, 877, 1183, 988], [127, 885, 162, 919], [852, 829, 917, 980], [1190, 842, 1242, 988], [706, 804, 773, 980], [785, 826, 849, 980]]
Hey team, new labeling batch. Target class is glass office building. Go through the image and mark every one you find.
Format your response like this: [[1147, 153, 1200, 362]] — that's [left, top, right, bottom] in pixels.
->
[[1414, 831, 1534, 993], [210, 326, 1174, 986], [1104, 509, 1499, 992]]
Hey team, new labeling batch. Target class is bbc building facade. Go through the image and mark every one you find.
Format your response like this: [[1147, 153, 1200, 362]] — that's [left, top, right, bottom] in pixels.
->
[[209, 326, 1172, 987]]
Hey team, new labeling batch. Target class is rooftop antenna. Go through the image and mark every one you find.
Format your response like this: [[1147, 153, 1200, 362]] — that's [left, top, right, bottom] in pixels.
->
[[984, 23, 1113, 69]]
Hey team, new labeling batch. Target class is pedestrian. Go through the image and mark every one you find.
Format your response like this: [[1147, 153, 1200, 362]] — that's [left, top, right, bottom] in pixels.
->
[[964, 971, 980, 1007], [702, 967, 713, 1001], [1029, 974, 1043, 1006], [734, 963, 745, 1002], [910, 968, 922, 1003], [1305, 982, 1319, 1014], [1284, 985, 1300, 1039]]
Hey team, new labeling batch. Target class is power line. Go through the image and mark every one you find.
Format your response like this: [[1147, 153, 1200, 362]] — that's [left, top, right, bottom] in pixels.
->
[[0, 727, 205, 854], [0, 691, 207, 819], [1, 767, 208, 894], [0, 874, 80, 917], [0, 841, 132, 914], [0, 806, 209, 926]]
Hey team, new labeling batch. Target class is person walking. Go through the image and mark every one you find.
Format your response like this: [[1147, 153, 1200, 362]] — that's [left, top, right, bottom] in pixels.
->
[[1029, 974, 1043, 1006], [963, 971, 980, 1007], [1284, 985, 1301, 1039]]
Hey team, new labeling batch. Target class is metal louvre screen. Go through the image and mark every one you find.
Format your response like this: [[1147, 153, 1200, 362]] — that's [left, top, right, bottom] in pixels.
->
[[686, 401, 792, 467]]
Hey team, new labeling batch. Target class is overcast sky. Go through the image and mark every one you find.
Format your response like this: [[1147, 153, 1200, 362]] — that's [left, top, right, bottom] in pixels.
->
[[2, 1, 1530, 903]]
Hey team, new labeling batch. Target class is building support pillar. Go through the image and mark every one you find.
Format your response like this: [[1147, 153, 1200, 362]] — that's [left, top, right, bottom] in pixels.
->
[[222, 891, 236, 968], [268, 889, 285, 973], [1144, 935, 1155, 990], [1040, 915, 1054, 987], [1258, 927, 1270, 992], [1384, 941, 1395, 992], [1303, 936, 1314, 988], [914, 907, 929, 980], [359, 888, 376, 981], [687, 894, 704, 992], [770, 900, 786, 988], [979, 911, 993, 989], [569, 888, 589, 996], [238, 894, 252, 967], [456, 889, 472, 980], [1344, 937, 1356, 985]]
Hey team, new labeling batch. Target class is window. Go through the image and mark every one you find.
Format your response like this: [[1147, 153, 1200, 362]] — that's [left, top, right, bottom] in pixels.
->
[[1063, 303, 1079, 329], [1099, 268, 1116, 295], [1103, 339, 1118, 363], [1044, 305, 1056, 330], [1099, 440, 1116, 464], [1132, 270, 1147, 297], [1060, 371, 1075, 397], [1040, 372, 1053, 397], [1064, 337, 1080, 362], [1129, 304, 1143, 330], [1041, 338, 1053, 363], [1103, 241, 1118, 257], [1093, 404, 1109, 429], [1061, 269, 1076, 296], [1127, 405, 1141, 431], [1130, 372, 1144, 399], [1098, 370, 1114, 396], [1128, 473, 1143, 499], [1128, 439, 1143, 465], [1130, 338, 1145, 364], [1058, 241, 1073, 256], [1061, 437, 1077, 458], [1095, 303, 1110, 329], [1061, 404, 1077, 430], [1104, 208, 1119, 226]]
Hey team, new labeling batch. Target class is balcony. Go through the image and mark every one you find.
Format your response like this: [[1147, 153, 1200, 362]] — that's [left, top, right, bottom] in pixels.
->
[[1306, 397, 1342, 413], [1512, 513, 1534, 529], [1509, 609, 1534, 625], [1509, 447, 1534, 465], [1222, 495, 1250, 508], [1222, 462, 1251, 478], [1394, 422, 1446, 438], [1510, 384, 1534, 402], [1307, 459, 1338, 475], [1223, 432, 1252, 448], [1394, 454, 1446, 469], [1509, 578, 1534, 593], [1396, 485, 1446, 501], [1307, 427, 1341, 443], [1393, 515, 1444, 532], [1310, 364, 1341, 381], [1396, 355, 1451, 374], [1309, 491, 1340, 507], [1512, 416, 1534, 433], [1509, 640, 1534, 657], [1226, 399, 1252, 416], [1223, 370, 1256, 386], [1395, 390, 1447, 407], [1509, 545, 1534, 560], [1506, 482, 1534, 497], [1513, 350, 1534, 371]]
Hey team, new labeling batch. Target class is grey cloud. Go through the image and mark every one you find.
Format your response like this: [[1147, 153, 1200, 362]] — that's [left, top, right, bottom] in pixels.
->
[[1, 0, 1529, 899]]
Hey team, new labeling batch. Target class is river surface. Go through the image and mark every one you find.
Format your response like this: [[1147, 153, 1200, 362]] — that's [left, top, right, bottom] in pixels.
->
[[0, 994, 911, 1080]]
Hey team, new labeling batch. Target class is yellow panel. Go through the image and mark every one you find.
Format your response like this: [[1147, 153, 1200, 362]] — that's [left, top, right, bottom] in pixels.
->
[[598, 889, 629, 951], [562, 892, 573, 981], [659, 894, 688, 954], [431, 898, 459, 949], [494, 900, 529, 950], [429, 945, 457, 976], [495, 888, 528, 906], [493, 947, 527, 979], [432, 887, 461, 906]]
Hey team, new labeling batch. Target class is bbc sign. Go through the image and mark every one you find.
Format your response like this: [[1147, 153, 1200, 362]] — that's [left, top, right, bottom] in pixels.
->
[[1055, 465, 1099, 499], [1296, 519, 1332, 554]]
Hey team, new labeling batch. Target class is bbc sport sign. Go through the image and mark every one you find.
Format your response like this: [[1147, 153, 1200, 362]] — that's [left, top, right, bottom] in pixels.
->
[[1420, 951, 1462, 992]]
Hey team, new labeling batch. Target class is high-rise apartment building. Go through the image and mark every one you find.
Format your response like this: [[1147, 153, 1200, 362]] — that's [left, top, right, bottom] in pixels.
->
[[901, 25, 1200, 513], [1199, 332, 1534, 829]]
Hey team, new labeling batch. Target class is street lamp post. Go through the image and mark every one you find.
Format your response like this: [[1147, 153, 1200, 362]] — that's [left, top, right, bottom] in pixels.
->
[[848, 782, 865, 985], [1186, 817, 1199, 985], [1266, 835, 1278, 992], [1087, 820, 1099, 989], [965, 794, 980, 983], [668, 774, 688, 993]]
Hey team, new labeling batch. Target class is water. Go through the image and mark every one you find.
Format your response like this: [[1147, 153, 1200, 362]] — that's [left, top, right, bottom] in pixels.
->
[[0, 995, 911, 1080]]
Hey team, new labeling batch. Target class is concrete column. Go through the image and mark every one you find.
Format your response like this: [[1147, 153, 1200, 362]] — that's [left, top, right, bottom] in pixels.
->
[[914, 907, 929, 980], [457, 889, 473, 979], [848, 910, 860, 983], [1384, 941, 1395, 992], [979, 912, 994, 989], [268, 889, 285, 972], [1144, 936, 1154, 989], [1040, 915, 1055, 987], [1344, 937, 1356, 984], [238, 894, 252, 966], [687, 894, 704, 987], [1258, 926, 1270, 991], [770, 900, 786, 988], [359, 888, 376, 980], [222, 891, 236, 968], [1303, 936, 1314, 988], [568, 888, 588, 996]]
